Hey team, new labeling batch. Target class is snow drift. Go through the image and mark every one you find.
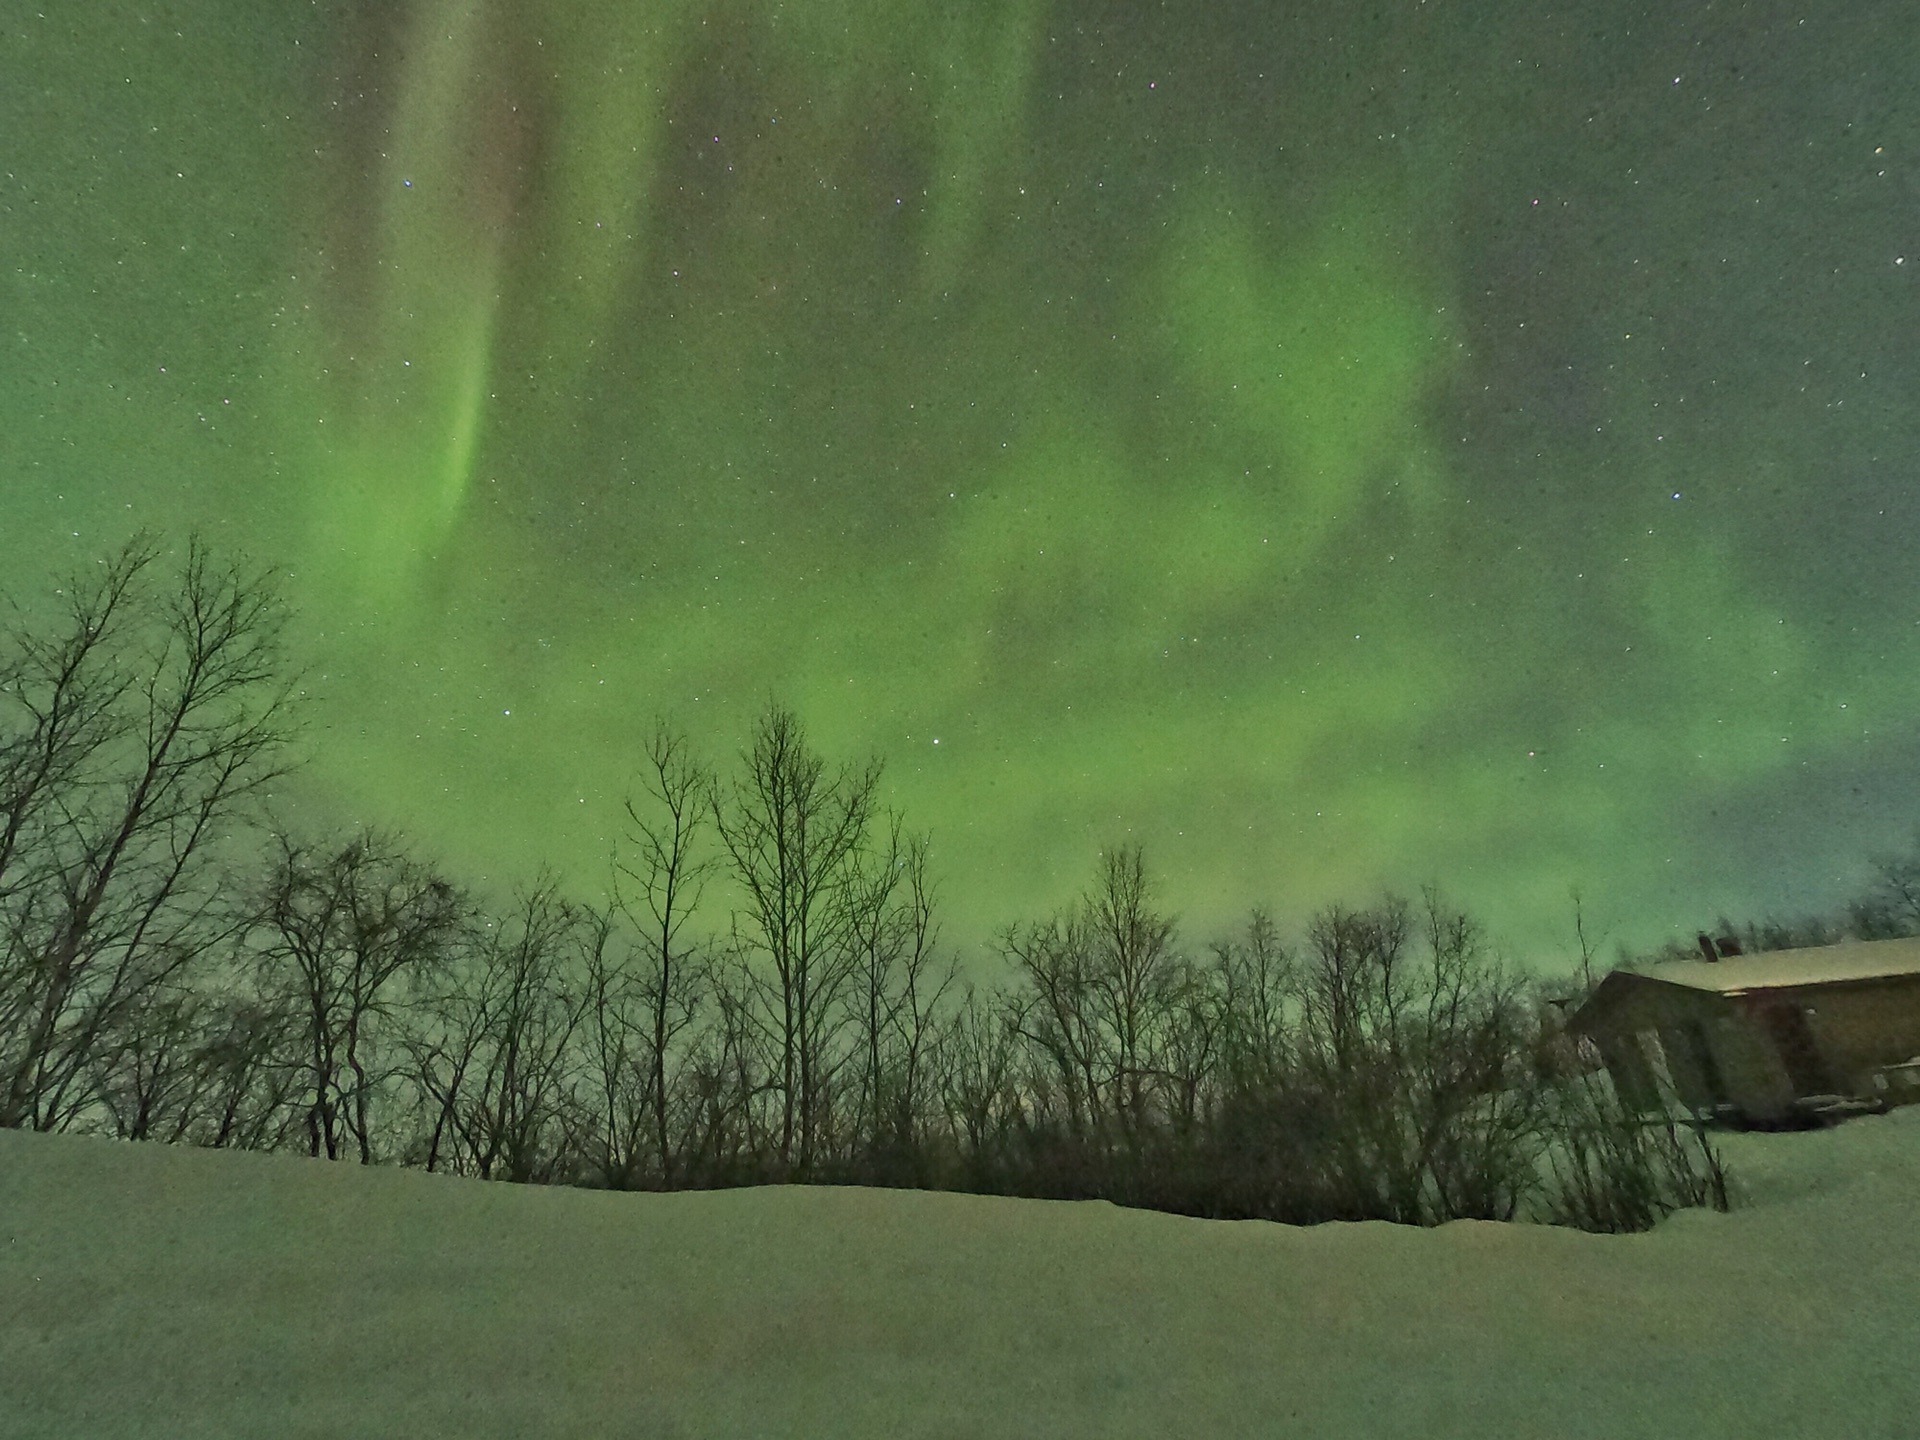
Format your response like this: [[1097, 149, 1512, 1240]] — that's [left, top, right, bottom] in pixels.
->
[[2, 1108, 1915, 1438]]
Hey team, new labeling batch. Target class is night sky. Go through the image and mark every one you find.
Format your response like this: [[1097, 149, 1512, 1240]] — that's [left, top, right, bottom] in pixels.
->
[[5, 1, 1918, 966]]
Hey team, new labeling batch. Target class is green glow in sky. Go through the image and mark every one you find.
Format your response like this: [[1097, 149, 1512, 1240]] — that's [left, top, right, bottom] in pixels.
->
[[6, 1, 1919, 966]]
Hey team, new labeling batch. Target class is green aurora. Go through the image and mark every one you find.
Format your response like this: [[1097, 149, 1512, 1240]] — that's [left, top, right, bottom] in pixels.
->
[[5, 1, 1918, 966]]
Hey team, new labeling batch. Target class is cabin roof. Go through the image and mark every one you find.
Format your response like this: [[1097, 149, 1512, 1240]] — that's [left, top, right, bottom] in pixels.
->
[[1589, 936, 1920, 1006], [1622, 937, 1920, 995], [1567, 936, 1920, 1034]]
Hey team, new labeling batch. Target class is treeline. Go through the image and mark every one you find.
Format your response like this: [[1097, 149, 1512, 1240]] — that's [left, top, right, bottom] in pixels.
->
[[0, 536, 1725, 1233], [1621, 846, 1920, 970]]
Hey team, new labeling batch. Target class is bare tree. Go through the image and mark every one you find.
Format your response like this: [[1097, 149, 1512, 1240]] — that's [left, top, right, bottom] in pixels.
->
[[251, 832, 464, 1163], [711, 703, 879, 1178], [81, 975, 216, 1144], [576, 925, 651, 1189], [679, 955, 782, 1185], [75, 968, 308, 1151], [1280, 890, 1551, 1224], [1846, 834, 1920, 939], [1001, 910, 1105, 1146], [1083, 845, 1183, 1145], [1211, 908, 1294, 1091], [1298, 899, 1414, 1080], [933, 980, 1025, 1186], [1567, 886, 1608, 997], [1289, 898, 1419, 1218], [1402, 888, 1541, 1221], [841, 819, 957, 1177], [1001, 845, 1189, 1156], [181, 988, 307, 1151], [404, 880, 595, 1183], [1155, 954, 1224, 1139], [401, 939, 499, 1175], [0, 534, 296, 1131], [1540, 1064, 1730, 1232], [594, 723, 715, 1188]]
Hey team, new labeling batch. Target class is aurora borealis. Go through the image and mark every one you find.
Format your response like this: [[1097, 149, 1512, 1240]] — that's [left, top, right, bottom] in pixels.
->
[[5, 1, 1918, 965]]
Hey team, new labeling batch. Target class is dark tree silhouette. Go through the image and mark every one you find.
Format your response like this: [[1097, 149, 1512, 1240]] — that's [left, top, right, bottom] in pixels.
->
[[404, 880, 596, 1183], [589, 723, 716, 1189], [0, 540, 1738, 1236], [1082, 845, 1183, 1146], [933, 979, 1025, 1187], [1209, 909, 1294, 1093], [0, 535, 295, 1131], [1000, 845, 1187, 1160], [840, 818, 955, 1181], [82, 977, 216, 1144], [1001, 910, 1104, 1148], [180, 989, 307, 1151], [251, 832, 464, 1163], [1845, 835, 1920, 940], [711, 703, 880, 1178]]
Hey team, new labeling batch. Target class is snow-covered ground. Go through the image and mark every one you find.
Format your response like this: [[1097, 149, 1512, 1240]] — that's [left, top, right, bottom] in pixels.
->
[[2, 1110, 1915, 1439]]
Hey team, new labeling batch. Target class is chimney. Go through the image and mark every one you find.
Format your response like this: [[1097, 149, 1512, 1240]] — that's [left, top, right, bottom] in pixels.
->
[[1697, 932, 1720, 963]]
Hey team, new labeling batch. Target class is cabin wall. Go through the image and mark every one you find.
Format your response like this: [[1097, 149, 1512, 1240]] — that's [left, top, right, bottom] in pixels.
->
[[1700, 1015, 1795, 1120], [1745, 977, 1920, 1101], [1653, 1023, 1719, 1112], [1593, 1036, 1661, 1112], [1572, 961, 1920, 1124], [1645, 1014, 1795, 1122], [1581, 985, 1796, 1123], [1588, 987, 1724, 1116]]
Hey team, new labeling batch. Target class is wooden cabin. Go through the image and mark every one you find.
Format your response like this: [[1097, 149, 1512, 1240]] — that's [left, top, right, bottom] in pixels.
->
[[1565, 936, 1920, 1127]]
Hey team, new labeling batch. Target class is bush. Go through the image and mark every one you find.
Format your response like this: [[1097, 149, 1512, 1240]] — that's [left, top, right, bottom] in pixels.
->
[[1536, 1068, 1730, 1232]]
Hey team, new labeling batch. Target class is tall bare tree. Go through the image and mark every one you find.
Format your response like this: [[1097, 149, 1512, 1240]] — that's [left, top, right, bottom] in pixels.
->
[[594, 723, 716, 1188], [1002, 845, 1186, 1152], [842, 819, 956, 1176], [1404, 887, 1540, 1221], [711, 703, 879, 1177], [81, 976, 216, 1144], [0, 534, 296, 1131], [934, 980, 1024, 1185], [1001, 910, 1105, 1144], [1845, 834, 1920, 939], [680, 957, 783, 1183], [251, 832, 464, 1163], [1210, 908, 1294, 1091], [404, 880, 594, 1183], [1285, 890, 1548, 1224], [1155, 953, 1224, 1139], [1083, 845, 1182, 1144], [77, 973, 306, 1150]]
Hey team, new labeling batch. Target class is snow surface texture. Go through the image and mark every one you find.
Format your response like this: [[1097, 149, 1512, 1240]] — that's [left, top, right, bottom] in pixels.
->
[[2, 1111, 1915, 1439]]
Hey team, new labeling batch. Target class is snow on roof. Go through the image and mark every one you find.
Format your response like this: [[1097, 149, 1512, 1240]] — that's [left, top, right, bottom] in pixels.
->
[[1624, 936, 1920, 995]]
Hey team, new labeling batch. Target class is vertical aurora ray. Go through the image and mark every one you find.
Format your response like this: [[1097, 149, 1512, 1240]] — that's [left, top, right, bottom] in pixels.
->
[[296, 0, 1046, 604], [918, 0, 1048, 295], [301, 0, 509, 604], [509, 1, 694, 430]]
